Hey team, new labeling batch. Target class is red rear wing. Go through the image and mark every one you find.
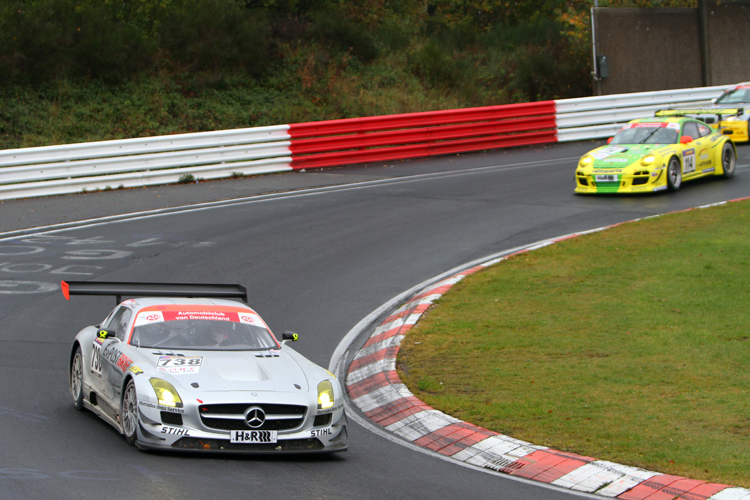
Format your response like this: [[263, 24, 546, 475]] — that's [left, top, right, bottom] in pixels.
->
[[61, 281, 248, 304]]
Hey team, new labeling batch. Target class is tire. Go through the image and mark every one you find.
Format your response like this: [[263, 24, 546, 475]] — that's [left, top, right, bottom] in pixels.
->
[[121, 379, 139, 446], [70, 346, 84, 411], [667, 156, 682, 192], [721, 142, 736, 178]]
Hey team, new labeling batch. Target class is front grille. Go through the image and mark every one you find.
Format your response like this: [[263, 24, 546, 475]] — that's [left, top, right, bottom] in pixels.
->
[[632, 176, 648, 186], [595, 184, 621, 193], [578, 178, 588, 186], [199, 403, 307, 431], [172, 437, 325, 452]]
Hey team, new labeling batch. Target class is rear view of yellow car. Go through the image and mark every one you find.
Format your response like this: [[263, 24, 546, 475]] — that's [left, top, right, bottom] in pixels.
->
[[575, 112, 737, 194], [708, 83, 750, 142]]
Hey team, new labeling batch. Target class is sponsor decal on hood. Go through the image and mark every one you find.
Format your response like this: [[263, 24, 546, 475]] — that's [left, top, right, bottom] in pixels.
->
[[591, 146, 627, 160]]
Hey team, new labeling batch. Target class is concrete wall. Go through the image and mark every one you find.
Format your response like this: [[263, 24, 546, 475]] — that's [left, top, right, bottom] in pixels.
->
[[593, 2, 750, 94], [594, 8, 702, 95], [702, 1, 750, 85]]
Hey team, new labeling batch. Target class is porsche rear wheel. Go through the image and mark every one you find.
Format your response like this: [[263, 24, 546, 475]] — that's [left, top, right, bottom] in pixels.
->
[[122, 380, 139, 446], [721, 142, 736, 178], [70, 347, 84, 411], [667, 157, 682, 191]]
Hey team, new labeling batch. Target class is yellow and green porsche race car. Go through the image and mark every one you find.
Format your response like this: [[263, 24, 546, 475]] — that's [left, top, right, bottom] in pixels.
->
[[575, 112, 737, 194]]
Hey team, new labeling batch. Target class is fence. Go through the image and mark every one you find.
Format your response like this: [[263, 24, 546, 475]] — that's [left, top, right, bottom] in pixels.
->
[[0, 85, 729, 200]]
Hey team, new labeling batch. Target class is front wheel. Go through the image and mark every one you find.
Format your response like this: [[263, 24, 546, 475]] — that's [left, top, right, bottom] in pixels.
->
[[121, 380, 139, 446], [667, 157, 682, 192], [721, 142, 736, 178], [70, 347, 84, 411]]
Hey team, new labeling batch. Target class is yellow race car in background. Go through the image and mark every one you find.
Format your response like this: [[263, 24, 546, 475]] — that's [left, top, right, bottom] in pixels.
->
[[704, 83, 750, 142], [575, 111, 738, 194]]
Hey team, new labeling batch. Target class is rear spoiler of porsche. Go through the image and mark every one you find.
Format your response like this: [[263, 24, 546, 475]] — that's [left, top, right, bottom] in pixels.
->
[[655, 108, 743, 118], [61, 281, 248, 304]]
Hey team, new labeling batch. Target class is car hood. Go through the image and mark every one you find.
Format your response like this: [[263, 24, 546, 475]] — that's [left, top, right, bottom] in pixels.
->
[[141, 350, 310, 393], [588, 144, 664, 168]]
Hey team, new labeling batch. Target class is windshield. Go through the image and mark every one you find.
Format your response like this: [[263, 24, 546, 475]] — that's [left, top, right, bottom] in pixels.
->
[[131, 310, 279, 350], [716, 87, 750, 104], [611, 123, 679, 145]]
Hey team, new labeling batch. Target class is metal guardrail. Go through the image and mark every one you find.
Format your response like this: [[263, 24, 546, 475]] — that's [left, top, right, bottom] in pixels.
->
[[0, 126, 294, 199], [0, 125, 291, 167], [0, 157, 292, 200], [0, 85, 730, 201], [0, 142, 292, 184], [555, 85, 727, 142]]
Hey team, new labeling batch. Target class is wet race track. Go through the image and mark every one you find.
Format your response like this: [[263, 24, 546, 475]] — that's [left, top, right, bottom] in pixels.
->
[[1, 141, 749, 500]]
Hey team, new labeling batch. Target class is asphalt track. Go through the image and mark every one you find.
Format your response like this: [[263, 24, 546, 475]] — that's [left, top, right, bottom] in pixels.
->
[[1, 140, 749, 500]]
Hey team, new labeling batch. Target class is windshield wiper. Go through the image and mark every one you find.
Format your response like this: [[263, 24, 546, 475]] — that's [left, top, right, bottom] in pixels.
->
[[639, 128, 660, 144]]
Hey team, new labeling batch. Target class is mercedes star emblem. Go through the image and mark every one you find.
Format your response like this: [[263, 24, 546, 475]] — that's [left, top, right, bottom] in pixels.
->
[[244, 406, 266, 429]]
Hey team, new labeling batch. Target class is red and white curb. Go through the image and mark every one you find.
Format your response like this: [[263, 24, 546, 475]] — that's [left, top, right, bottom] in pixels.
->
[[343, 196, 750, 499]]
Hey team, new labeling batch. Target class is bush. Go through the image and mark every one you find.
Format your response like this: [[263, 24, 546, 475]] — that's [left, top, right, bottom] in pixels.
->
[[0, 0, 153, 83], [506, 44, 590, 101], [159, 0, 273, 76], [0, 0, 273, 83], [310, 11, 379, 63], [0, 0, 597, 149], [408, 39, 468, 89], [482, 20, 592, 101], [375, 21, 413, 52]]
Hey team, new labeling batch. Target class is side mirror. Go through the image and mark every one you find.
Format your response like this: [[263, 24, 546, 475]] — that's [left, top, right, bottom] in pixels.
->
[[607, 137, 614, 144], [281, 331, 299, 345], [680, 135, 693, 144], [97, 329, 115, 340]]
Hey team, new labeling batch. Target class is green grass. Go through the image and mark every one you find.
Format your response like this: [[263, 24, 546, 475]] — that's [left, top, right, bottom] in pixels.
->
[[397, 199, 750, 487]]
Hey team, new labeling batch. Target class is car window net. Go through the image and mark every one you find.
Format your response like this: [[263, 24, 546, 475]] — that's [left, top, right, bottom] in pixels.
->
[[132, 320, 277, 350]]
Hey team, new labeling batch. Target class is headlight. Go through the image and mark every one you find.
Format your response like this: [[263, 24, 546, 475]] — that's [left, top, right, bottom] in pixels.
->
[[149, 378, 183, 408], [725, 116, 737, 122], [579, 155, 593, 166], [641, 155, 655, 166], [317, 380, 334, 410]]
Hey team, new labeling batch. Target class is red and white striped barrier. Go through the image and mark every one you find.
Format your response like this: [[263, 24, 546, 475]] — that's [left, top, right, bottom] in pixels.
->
[[0, 85, 729, 200], [345, 197, 750, 499], [288, 101, 557, 170]]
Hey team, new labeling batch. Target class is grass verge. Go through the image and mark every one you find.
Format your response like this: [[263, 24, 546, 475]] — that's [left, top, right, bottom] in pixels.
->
[[397, 198, 750, 487]]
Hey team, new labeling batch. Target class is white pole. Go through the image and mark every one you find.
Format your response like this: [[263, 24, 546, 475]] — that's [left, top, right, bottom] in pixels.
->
[[590, 4, 602, 96]]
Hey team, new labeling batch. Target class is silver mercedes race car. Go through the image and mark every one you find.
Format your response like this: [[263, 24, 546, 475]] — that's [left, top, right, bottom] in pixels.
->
[[63, 281, 348, 453]]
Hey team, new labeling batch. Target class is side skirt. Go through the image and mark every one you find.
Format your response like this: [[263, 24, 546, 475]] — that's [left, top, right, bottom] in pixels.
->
[[83, 389, 124, 435]]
